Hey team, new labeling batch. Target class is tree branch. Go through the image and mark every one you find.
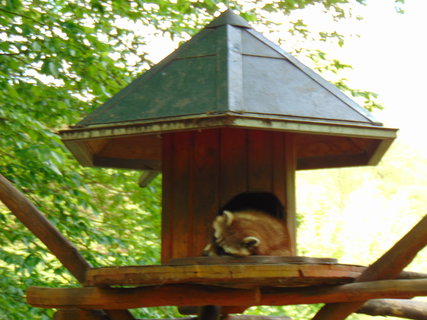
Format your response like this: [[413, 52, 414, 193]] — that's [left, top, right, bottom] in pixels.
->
[[357, 299, 427, 320], [0, 8, 42, 24]]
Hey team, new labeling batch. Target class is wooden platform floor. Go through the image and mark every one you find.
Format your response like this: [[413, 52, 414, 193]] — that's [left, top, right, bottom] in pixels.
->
[[85, 257, 364, 288], [27, 257, 427, 311]]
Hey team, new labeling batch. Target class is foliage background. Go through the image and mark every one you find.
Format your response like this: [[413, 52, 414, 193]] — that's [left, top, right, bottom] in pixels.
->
[[1, 0, 424, 319]]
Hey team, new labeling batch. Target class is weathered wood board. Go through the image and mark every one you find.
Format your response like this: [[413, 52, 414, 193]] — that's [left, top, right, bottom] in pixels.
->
[[85, 263, 364, 288]]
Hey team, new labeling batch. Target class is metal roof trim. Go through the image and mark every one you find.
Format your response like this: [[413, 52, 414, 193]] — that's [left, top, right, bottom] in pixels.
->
[[205, 9, 251, 29], [70, 108, 386, 131], [60, 113, 398, 142]]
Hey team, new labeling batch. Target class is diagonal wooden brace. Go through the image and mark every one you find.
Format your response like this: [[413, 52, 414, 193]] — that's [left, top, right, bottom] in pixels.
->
[[312, 213, 427, 320], [0, 173, 135, 320]]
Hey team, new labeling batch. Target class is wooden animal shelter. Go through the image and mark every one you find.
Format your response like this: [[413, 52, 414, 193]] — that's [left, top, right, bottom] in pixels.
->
[[2, 9, 427, 320]]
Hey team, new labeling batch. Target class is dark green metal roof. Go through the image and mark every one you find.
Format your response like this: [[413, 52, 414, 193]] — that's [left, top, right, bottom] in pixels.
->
[[74, 10, 382, 129], [60, 10, 397, 172]]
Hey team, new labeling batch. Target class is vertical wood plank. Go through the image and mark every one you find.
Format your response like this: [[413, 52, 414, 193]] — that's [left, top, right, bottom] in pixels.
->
[[192, 129, 220, 256], [247, 130, 273, 192], [284, 133, 297, 255], [272, 132, 286, 220], [170, 131, 194, 260], [161, 133, 174, 264], [219, 128, 248, 208]]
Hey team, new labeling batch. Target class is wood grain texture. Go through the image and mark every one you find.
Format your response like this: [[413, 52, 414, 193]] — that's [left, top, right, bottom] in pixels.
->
[[282, 133, 296, 254], [312, 214, 427, 320], [161, 133, 174, 263], [96, 135, 161, 161], [357, 299, 427, 319], [161, 128, 298, 261], [171, 131, 194, 259], [27, 279, 427, 310], [272, 132, 286, 220], [192, 130, 220, 256], [85, 263, 364, 287], [247, 130, 273, 192], [219, 128, 248, 206], [260, 278, 427, 305], [27, 285, 257, 309]]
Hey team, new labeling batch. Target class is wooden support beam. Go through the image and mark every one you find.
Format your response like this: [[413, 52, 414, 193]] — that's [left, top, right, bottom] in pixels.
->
[[0, 173, 91, 283], [53, 309, 107, 320], [312, 213, 427, 320], [178, 306, 248, 315], [261, 278, 425, 305], [103, 316, 291, 320], [26, 279, 427, 310], [198, 305, 221, 320], [357, 299, 427, 320], [105, 310, 136, 320], [223, 317, 291, 320], [212, 300, 427, 320], [0, 174, 135, 320], [27, 285, 257, 309]]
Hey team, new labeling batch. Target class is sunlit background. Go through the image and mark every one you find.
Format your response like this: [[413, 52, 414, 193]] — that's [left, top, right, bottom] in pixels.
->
[[140, 0, 427, 269]]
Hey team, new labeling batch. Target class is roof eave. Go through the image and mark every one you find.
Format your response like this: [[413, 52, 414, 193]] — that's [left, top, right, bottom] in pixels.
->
[[60, 113, 398, 142]]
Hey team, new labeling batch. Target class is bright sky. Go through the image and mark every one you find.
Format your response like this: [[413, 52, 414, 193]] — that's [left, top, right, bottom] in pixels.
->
[[290, 0, 427, 262], [336, 0, 427, 149]]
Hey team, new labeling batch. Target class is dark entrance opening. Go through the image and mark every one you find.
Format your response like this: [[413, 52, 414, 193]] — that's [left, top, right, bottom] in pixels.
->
[[220, 192, 285, 221]]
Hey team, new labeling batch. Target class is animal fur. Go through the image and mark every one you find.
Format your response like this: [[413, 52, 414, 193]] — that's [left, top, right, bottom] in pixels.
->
[[203, 210, 291, 257]]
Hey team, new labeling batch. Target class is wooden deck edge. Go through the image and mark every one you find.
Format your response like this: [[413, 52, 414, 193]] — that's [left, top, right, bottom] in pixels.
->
[[84, 263, 365, 287], [27, 279, 427, 310]]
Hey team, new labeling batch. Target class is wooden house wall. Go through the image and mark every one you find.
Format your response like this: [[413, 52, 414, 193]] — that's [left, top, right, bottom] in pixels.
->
[[161, 128, 296, 263]]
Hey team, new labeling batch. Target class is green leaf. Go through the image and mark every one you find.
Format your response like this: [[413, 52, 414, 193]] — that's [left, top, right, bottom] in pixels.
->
[[0, 1, 396, 319], [31, 41, 41, 51], [6, 0, 22, 10]]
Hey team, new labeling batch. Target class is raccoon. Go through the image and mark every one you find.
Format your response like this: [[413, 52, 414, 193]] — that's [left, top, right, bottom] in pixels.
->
[[202, 210, 291, 257]]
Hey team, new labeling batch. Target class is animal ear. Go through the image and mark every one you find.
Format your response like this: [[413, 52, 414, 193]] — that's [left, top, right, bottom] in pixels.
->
[[242, 236, 260, 248], [223, 210, 234, 226]]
